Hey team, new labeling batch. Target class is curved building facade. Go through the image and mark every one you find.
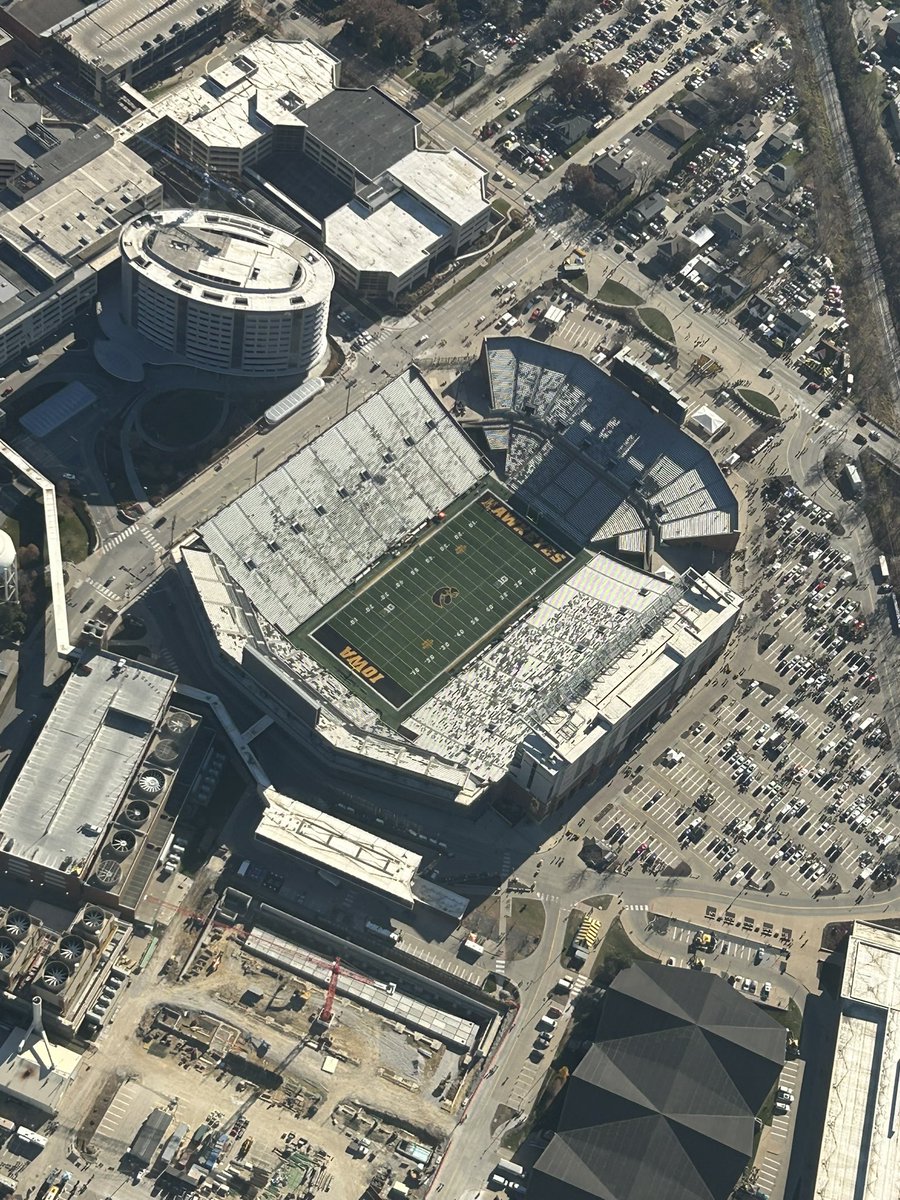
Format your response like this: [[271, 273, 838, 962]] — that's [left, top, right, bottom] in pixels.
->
[[119, 209, 333, 377]]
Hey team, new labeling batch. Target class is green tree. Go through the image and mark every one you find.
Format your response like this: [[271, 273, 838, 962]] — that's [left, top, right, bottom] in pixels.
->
[[549, 57, 589, 106], [591, 63, 626, 111], [0, 602, 24, 642], [564, 163, 615, 215]]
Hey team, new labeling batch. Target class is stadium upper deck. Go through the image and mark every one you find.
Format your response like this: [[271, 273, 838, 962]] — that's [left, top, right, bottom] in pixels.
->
[[484, 338, 739, 555]]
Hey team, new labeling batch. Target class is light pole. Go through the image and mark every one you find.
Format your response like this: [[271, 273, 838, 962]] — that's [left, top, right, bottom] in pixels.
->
[[346, 377, 358, 416]]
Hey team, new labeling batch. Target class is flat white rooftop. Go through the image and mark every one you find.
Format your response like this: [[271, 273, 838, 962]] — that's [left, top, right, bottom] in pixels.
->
[[324, 192, 448, 279], [388, 148, 487, 228], [256, 789, 421, 906], [814, 921, 900, 1200], [58, 0, 233, 73], [0, 143, 159, 282], [1, 655, 175, 871], [122, 209, 334, 308], [129, 38, 338, 152]]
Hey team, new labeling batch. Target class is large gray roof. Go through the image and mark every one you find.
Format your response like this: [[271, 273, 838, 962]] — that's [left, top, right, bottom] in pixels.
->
[[0, 654, 175, 871], [531, 963, 785, 1200], [302, 88, 418, 181]]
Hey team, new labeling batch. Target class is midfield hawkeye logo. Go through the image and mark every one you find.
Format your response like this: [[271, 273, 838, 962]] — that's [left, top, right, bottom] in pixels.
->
[[478, 493, 570, 566], [338, 644, 386, 684]]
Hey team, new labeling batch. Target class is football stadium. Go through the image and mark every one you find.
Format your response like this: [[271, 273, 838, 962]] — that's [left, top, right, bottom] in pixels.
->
[[182, 346, 742, 818], [302, 490, 574, 715]]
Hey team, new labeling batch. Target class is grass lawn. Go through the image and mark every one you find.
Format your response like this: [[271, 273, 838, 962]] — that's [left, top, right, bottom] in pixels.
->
[[593, 916, 654, 983], [598, 279, 644, 307], [566, 271, 589, 293], [859, 450, 900, 581], [492, 196, 512, 217], [409, 68, 451, 97], [302, 491, 571, 711], [57, 503, 89, 563], [758, 1082, 778, 1128], [637, 306, 676, 344], [560, 909, 584, 966], [768, 997, 804, 1043], [432, 227, 535, 309], [507, 897, 546, 961], [736, 387, 781, 418]]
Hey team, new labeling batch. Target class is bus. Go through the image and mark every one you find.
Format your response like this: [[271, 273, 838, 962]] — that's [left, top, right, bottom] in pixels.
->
[[365, 921, 399, 943], [878, 554, 890, 586], [15, 1127, 47, 1149]]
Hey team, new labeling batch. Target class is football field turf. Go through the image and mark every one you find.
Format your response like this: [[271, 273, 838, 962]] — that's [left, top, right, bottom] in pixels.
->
[[309, 491, 573, 709]]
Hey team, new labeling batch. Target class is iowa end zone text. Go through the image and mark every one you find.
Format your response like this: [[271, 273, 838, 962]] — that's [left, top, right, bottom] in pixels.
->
[[311, 622, 412, 707]]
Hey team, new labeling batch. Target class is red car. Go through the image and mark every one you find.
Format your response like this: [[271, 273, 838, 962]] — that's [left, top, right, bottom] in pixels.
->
[[530, 307, 543, 322]]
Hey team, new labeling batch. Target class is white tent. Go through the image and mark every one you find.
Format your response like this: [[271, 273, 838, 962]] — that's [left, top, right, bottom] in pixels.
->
[[690, 405, 726, 439]]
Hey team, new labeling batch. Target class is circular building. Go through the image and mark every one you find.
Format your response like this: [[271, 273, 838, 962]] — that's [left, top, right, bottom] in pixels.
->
[[119, 209, 334, 378]]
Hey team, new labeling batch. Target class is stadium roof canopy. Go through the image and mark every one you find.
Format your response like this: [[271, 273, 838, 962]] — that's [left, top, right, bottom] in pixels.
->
[[531, 963, 785, 1200]]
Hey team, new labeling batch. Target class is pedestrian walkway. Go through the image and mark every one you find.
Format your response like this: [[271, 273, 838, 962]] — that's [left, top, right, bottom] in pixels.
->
[[84, 575, 124, 604]]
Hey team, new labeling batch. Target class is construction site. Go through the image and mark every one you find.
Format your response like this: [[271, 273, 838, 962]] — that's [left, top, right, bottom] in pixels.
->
[[0, 857, 504, 1200]]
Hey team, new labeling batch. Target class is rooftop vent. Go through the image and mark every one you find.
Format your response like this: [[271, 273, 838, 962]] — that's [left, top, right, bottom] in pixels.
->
[[39, 960, 70, 993], [80, 907, 107, 934], [122, 799, 151, 828], [91, 859, 122, 889], [58, 935, 85, 962], [152, 739, 180, 765], [4, 911, 29, 942], [137, 769, 165, 796], [104, 829, 136, 860], [165, 712, 191, 736]]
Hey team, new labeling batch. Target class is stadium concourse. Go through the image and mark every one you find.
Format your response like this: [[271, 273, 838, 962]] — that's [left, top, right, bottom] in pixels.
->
[[180, 363, 742, 819]]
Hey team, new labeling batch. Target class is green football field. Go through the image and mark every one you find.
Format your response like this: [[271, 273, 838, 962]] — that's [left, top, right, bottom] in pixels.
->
[[309, 491, 573, 709]]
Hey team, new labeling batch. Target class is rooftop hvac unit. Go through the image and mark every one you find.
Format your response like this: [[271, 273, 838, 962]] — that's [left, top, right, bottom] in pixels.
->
[[57, 935, 86, 962], [39, 959, 71, 993], [4, 911, 29, 942], [165, 711, 191, 737], [91, 859, 122, 889], [152, 739, 180, 765], [76, 906, 110, 943], [121, 799, 151, 828], [136, 769, 165, 796], [0, 937, 16, 967], [104, 829, 137, 860]]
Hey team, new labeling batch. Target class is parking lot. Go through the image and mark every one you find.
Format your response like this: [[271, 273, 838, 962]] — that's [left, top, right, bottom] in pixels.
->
[[588, 476, 897, 907]]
